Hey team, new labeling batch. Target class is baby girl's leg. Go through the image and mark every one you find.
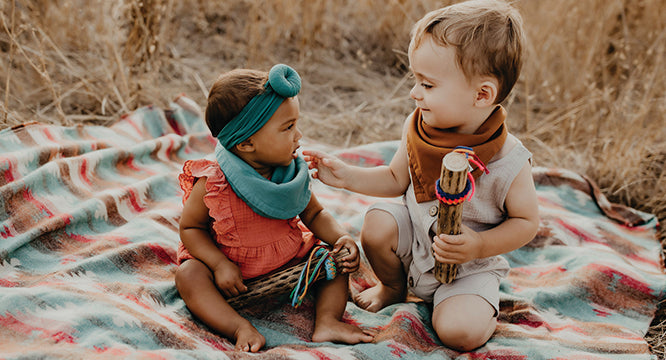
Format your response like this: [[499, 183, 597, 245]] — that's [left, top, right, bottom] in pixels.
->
[[432, 294, 496, 352], [354, 209, 406, 312], [311, 274, 375, 344], [175, 259, 265, 352]]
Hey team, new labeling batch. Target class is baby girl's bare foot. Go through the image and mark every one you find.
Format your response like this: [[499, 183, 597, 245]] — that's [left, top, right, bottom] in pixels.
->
[[353, 283, 404, 313], [234, 323, 265, 352], [312, 318, 375, 344]]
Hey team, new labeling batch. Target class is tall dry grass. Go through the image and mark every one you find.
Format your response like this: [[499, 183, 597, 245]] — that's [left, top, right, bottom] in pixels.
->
[[1, 0, 665, 356]]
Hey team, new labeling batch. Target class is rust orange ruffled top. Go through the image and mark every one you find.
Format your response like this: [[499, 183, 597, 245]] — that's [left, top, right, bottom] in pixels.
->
[[177, 159, 316, 279]]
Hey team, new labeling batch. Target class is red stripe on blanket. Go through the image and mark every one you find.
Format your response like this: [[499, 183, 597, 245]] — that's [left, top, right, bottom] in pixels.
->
[[148, 243, 177, 264], [125, 187, 146, 213], [2, 158, 15, 183], [1, 224, 16, 239], [79, 159, 92, 185], [23, 189, 54, 217]]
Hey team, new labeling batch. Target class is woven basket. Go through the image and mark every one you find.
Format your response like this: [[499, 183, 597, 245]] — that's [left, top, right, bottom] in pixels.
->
[[227, 247, 350, 308]]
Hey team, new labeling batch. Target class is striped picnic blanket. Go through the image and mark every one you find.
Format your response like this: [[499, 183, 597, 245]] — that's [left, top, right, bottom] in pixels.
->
[[1, 96, 664, 359]]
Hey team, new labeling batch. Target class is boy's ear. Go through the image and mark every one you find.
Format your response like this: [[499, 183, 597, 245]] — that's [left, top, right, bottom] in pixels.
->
[[474, 80, 498, 106], [234, 139, 255, 153]]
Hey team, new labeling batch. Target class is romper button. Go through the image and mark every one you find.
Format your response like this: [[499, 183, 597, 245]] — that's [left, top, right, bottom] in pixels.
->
[[408, 276, 414, 287], [429, 205, 438, 217]]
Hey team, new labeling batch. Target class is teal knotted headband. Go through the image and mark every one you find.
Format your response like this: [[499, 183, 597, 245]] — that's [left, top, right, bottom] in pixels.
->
[[217, 64, 302, 149]]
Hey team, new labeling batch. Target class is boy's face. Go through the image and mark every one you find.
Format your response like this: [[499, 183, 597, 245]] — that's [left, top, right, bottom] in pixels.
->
[[246, 96, 303, 169], [409, 35, 480, 134]]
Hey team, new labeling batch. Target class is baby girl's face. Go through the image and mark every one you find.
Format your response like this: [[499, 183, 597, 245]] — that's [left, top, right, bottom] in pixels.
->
[[247, 96, 303, 168]]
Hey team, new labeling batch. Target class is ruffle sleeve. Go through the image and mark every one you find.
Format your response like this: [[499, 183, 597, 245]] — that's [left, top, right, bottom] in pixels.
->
[[178, 159, 238, 246]]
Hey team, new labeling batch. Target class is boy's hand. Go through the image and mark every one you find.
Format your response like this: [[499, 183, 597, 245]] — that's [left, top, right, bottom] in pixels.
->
[[302, 150, 347, 188], [212, 260, 248, 298], [332, 235, 361, 274], [431, 224, 484, 264]]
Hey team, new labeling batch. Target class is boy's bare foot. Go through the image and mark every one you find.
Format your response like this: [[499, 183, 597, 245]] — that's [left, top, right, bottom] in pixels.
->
[[234, 323, 266, 352], [353, 283, 404, 312], [312, 318, 375, 344]]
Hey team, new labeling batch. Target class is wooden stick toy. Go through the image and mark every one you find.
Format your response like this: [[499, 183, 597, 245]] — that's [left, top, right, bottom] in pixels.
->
[[434, 151, 470, 283]]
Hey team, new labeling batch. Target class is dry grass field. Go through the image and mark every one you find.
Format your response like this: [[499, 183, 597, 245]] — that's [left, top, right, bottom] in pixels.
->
[[1, 0, 665, 356]]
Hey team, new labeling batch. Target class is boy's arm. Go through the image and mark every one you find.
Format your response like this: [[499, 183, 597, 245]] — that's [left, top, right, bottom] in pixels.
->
[[477, 162, 540, 257], [299, 194, 361, 273], [432, 162, 539, 263], [303, 116, 411, 198]]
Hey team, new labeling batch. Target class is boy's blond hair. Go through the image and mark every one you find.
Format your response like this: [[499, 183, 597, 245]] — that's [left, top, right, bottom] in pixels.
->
[[409, 0, 524, 104]]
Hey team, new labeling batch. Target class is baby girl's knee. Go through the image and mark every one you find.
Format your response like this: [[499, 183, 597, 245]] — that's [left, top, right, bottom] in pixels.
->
[[175, 260, 209, 293]]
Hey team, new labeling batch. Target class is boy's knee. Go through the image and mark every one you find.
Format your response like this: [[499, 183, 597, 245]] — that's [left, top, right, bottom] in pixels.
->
[[360, 209, 398, 249], [432, 299, 497, 351], [434, 321, 493, 352]]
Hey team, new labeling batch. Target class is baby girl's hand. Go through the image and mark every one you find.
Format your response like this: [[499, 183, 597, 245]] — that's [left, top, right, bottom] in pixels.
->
[[332, 235, 361, 274], [212, 260, 248, 298]]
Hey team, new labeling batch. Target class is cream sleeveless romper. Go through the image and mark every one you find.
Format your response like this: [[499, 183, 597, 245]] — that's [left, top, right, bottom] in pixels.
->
[[368, 134, 532, 313]]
